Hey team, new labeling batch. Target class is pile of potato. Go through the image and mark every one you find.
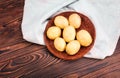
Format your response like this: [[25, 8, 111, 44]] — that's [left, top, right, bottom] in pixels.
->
[[47, 13, 92, 55]]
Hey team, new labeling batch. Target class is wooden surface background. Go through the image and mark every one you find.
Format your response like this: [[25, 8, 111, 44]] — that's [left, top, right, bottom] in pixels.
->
[[0, 0, 120, 78]]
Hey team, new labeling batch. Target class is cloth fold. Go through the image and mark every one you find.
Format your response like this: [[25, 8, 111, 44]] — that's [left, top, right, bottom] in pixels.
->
[[21, 0, 120, 59]]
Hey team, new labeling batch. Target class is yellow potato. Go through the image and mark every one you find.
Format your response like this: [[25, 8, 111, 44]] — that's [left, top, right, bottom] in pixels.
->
[[66, 40, 80, 55], [76, 30, 92, 46], [47, 26, 61, 40], [63, 26, 76, 42], [54, 16, 68, 29], [54, 37, 66, 52], [69, 13, 81, 28]]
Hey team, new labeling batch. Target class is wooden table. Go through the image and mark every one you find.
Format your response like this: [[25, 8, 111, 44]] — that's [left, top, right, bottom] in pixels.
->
[[0, 0, 120, 78]]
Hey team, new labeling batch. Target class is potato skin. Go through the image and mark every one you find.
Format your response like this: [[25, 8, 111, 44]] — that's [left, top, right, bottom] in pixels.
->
[[69, 13, 81, 28], [76, 30, 92, 46], [54, 16, 68, 29], [47, 26, 61, 40], [54, 37, 66, 52], [66, 40, 80, 55], [63, 26, 76, 42]]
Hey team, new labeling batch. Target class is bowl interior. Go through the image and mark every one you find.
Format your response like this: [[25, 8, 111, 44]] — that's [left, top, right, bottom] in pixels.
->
[[44, 11, 96, 60]]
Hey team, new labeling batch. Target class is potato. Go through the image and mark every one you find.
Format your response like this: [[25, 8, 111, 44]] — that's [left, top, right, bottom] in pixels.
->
[[69, 13, 81, 28], [66, 40, 80, 55], [54, 16, 68, 29], [47, 26, 61, 40], [54, 37, 66, 52], [76, 30, 92, 46], [63, 26, 76, 42]]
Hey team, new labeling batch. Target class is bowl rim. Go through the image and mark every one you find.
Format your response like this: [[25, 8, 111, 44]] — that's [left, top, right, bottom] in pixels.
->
[[44, 11, 96, 60]]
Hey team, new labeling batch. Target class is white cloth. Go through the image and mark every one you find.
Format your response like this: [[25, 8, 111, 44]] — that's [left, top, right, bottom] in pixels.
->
[[21, 0, 120, 59]]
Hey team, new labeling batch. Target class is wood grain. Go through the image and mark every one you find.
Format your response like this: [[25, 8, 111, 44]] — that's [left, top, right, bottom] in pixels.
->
[[0, 0, 120, 78]]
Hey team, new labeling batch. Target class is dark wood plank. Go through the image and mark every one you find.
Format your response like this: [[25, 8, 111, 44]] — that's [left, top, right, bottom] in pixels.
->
[[0, 0, 24, 26], [0, 0, 24, 48], [0, 0, 120, 78], [0, 47, 61, 78], [21, 45, 120, 78], [0, 41, 119, 78]]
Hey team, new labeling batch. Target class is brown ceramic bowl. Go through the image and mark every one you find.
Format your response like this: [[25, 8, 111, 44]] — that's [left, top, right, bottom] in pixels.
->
[[44, 11, 96, 60]]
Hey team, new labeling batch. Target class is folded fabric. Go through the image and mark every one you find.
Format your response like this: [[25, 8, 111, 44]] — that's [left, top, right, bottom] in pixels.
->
[[21, 0, 120, 59]]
